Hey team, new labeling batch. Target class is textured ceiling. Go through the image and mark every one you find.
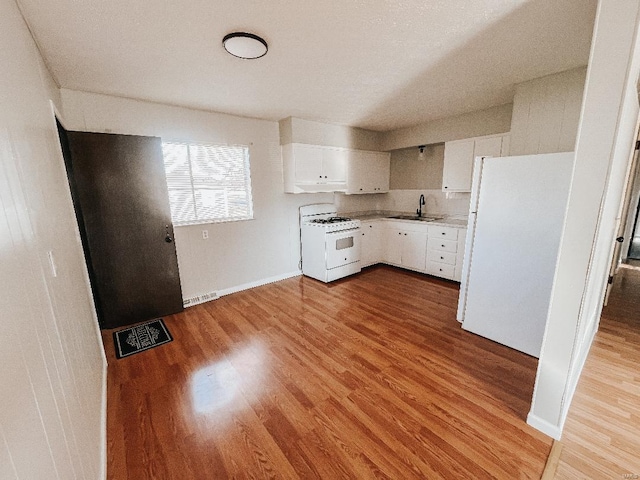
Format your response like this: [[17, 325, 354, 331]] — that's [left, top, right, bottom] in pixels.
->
[[18, 0, 597, 131]]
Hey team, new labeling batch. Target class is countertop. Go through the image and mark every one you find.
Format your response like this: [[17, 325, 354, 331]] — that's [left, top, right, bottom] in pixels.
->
[[343, 210, 468, 229]]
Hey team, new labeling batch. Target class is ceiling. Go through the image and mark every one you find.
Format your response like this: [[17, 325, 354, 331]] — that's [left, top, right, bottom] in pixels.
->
[[18, 0, 597, 132]]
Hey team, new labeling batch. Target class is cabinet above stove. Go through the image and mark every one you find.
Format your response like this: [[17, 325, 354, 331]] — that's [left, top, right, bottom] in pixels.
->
[[282, 142, 389, 194]]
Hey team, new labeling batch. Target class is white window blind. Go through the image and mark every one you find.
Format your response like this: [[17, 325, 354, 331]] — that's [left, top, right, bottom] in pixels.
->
[[162, 142, 254, 226]]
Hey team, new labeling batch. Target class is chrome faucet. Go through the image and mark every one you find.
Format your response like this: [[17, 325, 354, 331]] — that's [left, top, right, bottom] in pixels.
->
[[417, 194, 425, 217]]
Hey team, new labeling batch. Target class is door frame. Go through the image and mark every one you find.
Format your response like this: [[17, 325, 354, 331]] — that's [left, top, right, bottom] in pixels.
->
[[604, 116, 640, 304]]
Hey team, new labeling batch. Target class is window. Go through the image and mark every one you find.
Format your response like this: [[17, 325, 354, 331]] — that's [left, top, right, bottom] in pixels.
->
[[162, 142, 254, 226]]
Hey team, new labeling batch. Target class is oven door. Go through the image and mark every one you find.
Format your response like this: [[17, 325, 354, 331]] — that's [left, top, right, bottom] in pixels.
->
[[325, 228, 361, 269]]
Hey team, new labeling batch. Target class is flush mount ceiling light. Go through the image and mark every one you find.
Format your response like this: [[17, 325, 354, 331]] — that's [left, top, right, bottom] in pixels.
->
[[223, 32, 268, 59]]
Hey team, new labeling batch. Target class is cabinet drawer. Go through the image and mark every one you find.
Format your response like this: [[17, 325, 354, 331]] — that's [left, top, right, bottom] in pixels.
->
[[426, 261, 455, 278], [428, 225, 458, 240], [427, 249, 456, 265], [428, 238, 458, 253]]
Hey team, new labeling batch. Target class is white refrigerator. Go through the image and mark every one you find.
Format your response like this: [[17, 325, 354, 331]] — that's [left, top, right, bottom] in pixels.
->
[[456, 152, 574, 358]]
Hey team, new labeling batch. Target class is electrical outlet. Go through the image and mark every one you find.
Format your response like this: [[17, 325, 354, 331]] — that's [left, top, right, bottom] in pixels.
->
[[202, 230, 209, 239]]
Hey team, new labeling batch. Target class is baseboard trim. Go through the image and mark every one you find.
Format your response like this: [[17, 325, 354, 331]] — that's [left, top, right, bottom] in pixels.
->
[[217, 270, 302, 298], [527, 412, 562, 440]]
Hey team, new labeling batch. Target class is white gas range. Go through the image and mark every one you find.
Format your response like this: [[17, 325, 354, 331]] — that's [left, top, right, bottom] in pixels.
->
[[300, 204, 361, 282]]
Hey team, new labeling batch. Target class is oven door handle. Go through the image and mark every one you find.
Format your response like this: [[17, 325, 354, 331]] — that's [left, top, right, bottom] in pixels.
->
[[325, 227, 361, 237]]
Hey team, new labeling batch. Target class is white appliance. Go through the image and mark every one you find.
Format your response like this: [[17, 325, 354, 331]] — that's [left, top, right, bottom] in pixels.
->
[[456, 152, 574, 358], [300, 204, 361, 282]]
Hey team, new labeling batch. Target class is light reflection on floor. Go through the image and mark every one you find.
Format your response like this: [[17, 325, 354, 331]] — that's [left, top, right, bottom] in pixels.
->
[[190, 340, 267, 417]]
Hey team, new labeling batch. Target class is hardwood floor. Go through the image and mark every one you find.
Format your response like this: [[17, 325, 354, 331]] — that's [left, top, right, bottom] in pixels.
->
[[102, 265, 551, 479], [553, 266, 640, 478]]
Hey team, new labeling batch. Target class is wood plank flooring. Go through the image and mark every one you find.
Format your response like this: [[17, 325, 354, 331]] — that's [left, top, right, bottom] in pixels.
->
[[554, 265, 640, 478], [102, 265, 551, 479]]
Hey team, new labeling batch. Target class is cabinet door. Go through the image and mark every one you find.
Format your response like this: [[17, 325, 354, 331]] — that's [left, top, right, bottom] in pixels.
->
[[361, 223, 373, 266], [322, 148, 347, 183], [361, 222, 382, 266], [383, 228, 403, 264], [443, 140, 475, 192], [370, 152, 390, 192], [346, 151, 390, 194], [402, 231, 427, 271], [369, 222, 382, 263], [294, 144, 323, 183], [474, 136, 503, 158], [346, 150, 369, 193]]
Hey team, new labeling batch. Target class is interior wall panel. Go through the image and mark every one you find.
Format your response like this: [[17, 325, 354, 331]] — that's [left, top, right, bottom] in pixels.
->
[[0, 1, 106, 479], [510, 66, 588, 155]]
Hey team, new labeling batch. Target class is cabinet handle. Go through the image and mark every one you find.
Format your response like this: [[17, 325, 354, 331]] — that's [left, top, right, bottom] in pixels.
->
[[444, 186, 448, 189], [439, 268, 443, 272], [441, 244, 445, 247], [319, 175, 322, 178], [404, 233, 407, 236], [324, 175, 328, 178], [441, 232, 446, 235], [440, 256, 444, 259], [359, 188, 363, 191]]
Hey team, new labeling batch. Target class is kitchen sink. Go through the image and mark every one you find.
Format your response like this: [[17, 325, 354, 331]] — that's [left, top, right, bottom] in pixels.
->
[[388, 215, 442, 222]]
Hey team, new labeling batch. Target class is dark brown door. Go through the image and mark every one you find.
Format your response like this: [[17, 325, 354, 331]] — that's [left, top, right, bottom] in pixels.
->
[[59, 127, 183, 329]]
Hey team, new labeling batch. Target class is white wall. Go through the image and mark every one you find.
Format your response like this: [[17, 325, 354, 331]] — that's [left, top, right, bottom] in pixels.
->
[[279, 116, 382, 151], [389, 144, 444, 190], [529, 0, 640, 439], [380, 190, 469, 217], [510, 66, 587, 156], [0, 1, 106, 479], [61, 90, 333, 301], [380, 103, 513, 151]]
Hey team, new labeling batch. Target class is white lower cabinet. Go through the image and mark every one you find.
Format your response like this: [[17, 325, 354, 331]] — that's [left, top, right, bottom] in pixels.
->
[[359, 219, 467, 281], [385, 230, 427, 271], [360, 221, 382, 267], [382, 222, 427, 272], [425, 226, 467, 281], [383, 227, 403, 265]]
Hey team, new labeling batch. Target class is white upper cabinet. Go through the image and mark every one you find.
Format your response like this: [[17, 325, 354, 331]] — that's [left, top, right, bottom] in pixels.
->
[[346, 150, 390, 194], [442, 140, 475, 192], [293, 144, 323, 183], [283, 143, 389, 194], [283, 143, 347, 193], [442, 133, 510, 192]]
